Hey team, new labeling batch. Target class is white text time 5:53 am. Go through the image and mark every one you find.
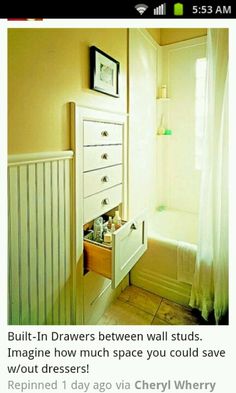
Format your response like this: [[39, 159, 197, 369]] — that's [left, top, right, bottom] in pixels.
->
[[192, 5, 231, 15]]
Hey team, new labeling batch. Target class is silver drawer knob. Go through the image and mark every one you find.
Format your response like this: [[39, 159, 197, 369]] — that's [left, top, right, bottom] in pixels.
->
[[101, 153, 108, 160], [102, 198, 109, 206], [101, 130, 109, 137], [131, 222, 137, 230], [102, 176, 109, 183]]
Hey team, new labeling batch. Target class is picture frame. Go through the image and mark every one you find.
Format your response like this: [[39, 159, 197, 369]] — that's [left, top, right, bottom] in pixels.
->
[[90, 46, 120, 98]]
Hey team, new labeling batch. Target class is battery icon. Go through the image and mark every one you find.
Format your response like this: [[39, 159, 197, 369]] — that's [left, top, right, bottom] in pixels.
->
[[174, 3, 184, 16]]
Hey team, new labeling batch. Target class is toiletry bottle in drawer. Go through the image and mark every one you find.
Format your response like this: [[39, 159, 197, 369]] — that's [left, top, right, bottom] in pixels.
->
[[110, 223, 116, 233], [107, 216, 113, 229], [94, 217, 103, 242], [104, 231, 112, 244], [113, 210, 122, 229]]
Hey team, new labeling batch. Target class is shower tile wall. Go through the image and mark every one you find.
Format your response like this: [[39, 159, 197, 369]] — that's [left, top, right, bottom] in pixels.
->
[[157, 37, 206, 214]]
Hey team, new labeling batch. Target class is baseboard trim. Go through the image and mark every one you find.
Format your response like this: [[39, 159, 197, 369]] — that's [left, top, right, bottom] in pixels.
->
[[131, 268, 191, 306]]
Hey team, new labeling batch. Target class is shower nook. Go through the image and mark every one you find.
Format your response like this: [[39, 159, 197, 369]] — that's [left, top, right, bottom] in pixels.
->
[[129, 30, 207, 306], [129, 29, 228, 324]]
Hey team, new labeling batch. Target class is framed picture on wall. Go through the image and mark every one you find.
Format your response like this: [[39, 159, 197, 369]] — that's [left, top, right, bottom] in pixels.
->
[[90, 46, 120, 98]]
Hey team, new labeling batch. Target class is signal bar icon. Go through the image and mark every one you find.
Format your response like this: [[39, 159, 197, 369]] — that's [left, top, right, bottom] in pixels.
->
[[135, 4, 148, 15], [154, 3, 166, 15]]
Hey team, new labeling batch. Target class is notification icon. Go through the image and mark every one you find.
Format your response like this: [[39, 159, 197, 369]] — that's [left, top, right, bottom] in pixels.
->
[[174, 3, 184, 16]]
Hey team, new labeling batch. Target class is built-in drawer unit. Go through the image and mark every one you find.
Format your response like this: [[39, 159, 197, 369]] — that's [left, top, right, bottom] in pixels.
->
[[83, 145, 122, 172], [84, 121, 123, 146], [72, 104, 147, 290], [84, 165, 122, 198], [83, 184, 122, 224], [84, 211, 147, 289]]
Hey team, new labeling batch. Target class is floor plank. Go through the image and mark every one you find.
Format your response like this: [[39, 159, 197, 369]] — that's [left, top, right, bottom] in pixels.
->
[[156, 299, 199, 325], [151, 317, 169, 325], [118, 285, 162, 316], [97, 285, 200, 326], [97, 299, 154, 325]]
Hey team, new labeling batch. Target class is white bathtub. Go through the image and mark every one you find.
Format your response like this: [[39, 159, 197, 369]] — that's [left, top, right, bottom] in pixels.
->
[[149, 209, 198, 244], [130, 209, 198, 306]]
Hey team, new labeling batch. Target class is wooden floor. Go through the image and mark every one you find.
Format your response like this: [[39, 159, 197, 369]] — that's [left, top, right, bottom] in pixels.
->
[[97, 285, 203, 325]]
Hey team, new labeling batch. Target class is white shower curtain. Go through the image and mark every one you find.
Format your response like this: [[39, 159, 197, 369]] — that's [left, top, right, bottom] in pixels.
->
[[190, 29, 228, 323]]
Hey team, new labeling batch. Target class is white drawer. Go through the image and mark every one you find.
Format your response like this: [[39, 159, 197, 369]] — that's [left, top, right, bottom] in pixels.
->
[[84, 210, 147, 288], [83, 121, 122, 146], [83, 184, 122, 224], [84, 165, 122, 198], [84, 145, 122, 172]]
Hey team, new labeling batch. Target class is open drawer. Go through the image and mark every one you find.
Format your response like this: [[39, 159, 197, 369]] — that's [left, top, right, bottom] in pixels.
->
[[83, 210, 147, 288]]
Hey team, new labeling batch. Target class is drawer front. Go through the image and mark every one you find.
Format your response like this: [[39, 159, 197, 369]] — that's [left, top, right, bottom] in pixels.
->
[[83, 184, 122, 224], [112, 210, 147, 288], [84, 165, 122, 198], [84, 121, 122, 146], [84, 145, 122, 172]]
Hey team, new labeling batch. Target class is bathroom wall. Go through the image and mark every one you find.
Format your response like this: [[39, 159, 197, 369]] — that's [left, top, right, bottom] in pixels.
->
[[8, 28, 128, 324], [8, 28, 127, 154], [128, 29, 158, 218], [157, 36, 207, 214]]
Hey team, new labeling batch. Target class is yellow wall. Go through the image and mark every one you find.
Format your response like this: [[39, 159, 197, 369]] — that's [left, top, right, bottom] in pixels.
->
[[8, 28, 127, 154], [8, 28, 207, 154], [146, 28, 161, 44], [160, 28, 207, 45]]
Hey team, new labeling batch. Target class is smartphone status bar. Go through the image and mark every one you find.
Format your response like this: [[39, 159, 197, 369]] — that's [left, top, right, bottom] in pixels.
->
[[1, 1, 235, 19]]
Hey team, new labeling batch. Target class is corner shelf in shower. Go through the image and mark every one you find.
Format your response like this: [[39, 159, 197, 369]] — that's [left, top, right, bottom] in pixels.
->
[[157, 133, 172, 136], [156, 98, 171, 102]]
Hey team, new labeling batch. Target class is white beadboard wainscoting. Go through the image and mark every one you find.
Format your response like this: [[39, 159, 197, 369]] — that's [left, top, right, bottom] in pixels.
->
[[8, 151, 75, 325]]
